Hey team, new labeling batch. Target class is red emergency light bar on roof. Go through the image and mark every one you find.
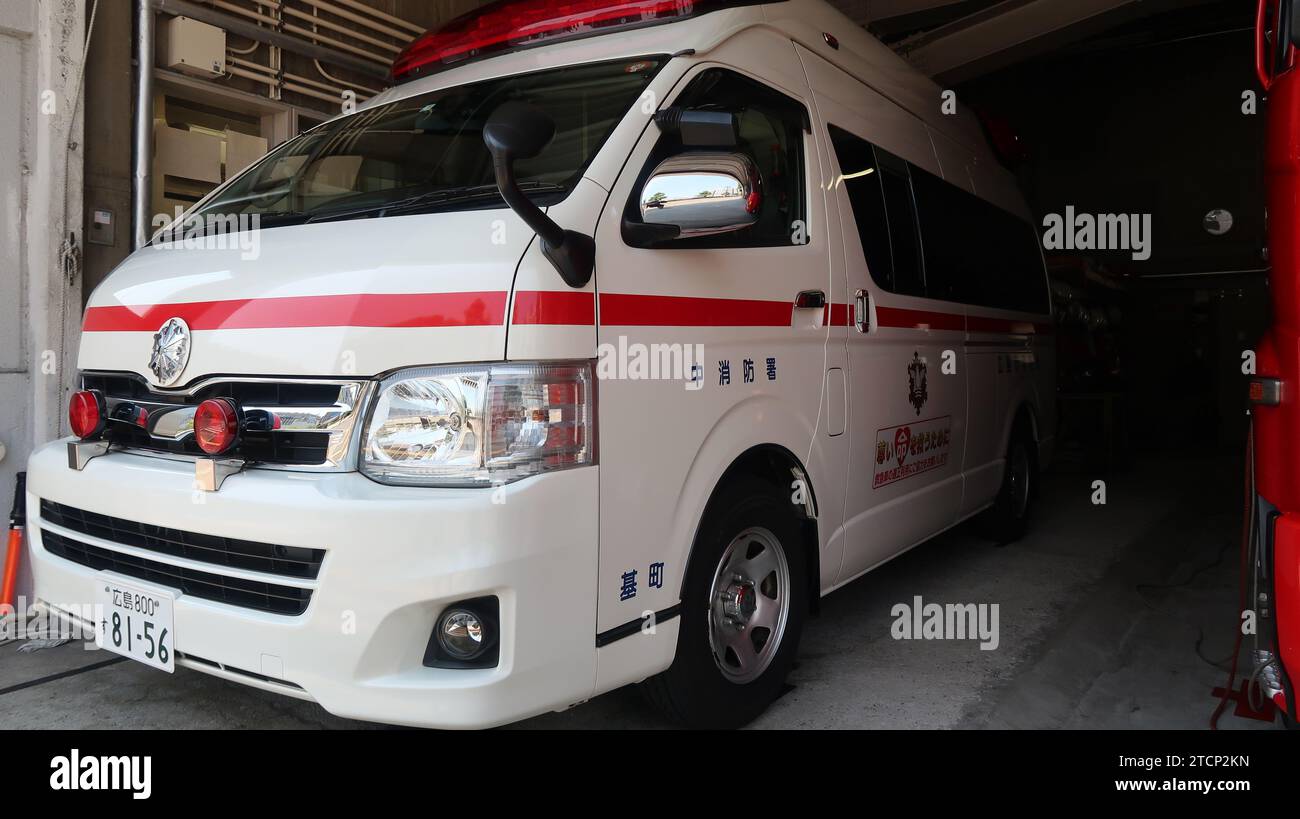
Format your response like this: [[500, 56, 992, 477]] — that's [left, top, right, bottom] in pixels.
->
[[391, 0, 774, 84]]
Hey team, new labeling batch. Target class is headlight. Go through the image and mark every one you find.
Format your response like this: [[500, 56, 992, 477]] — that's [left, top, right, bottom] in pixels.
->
[[361, 361, 594, 486]]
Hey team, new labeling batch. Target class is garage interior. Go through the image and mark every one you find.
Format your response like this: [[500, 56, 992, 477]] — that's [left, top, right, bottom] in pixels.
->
[[0, 0, 1277, 729]]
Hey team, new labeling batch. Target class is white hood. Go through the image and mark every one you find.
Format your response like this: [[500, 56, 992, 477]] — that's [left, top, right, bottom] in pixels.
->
[[80, 211, 535, 387]]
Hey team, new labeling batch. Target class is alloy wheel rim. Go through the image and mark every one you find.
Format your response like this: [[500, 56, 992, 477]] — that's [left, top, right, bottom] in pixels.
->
[[707, 526, 791, 684]]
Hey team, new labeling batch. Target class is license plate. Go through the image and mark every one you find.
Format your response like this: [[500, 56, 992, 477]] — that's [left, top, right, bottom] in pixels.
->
[[94, 575, 176, 673]]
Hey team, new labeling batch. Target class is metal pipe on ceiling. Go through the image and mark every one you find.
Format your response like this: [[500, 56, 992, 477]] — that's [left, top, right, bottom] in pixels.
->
[[209, 0, 396, 64], [282, 5, 402, 53], [228, 62, 358, 106], [282, 21, 391, 64], [229, 0, 414, 47], [210, 0, 277, 26], [228, 55, 376, 99], [205, 0, 392, 65], [323, 0, 423, 37], [150, 0, 391, 80], [297, 0, 416, 43]]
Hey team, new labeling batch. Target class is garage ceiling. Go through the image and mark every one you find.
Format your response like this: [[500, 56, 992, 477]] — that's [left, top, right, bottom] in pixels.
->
[[828, 0, 1232, 83]]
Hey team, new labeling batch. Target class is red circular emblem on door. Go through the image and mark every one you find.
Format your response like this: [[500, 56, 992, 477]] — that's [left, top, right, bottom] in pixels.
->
[[895, 427, 911, 466]]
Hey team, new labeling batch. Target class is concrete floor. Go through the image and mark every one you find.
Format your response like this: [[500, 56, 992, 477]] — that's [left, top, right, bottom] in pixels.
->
[[0, 452, 1281, 730]]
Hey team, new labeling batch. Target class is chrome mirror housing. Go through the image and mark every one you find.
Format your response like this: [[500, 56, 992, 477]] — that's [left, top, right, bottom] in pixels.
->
[[638, 152, 762, 239]]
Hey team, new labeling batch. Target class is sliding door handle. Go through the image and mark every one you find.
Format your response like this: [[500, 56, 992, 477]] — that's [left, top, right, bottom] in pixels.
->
[[854, 289, 871, 333]]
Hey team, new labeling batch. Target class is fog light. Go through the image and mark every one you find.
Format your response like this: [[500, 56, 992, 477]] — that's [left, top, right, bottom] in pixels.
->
[[437, 608, 488, 660], [425, 597, 499, 669]]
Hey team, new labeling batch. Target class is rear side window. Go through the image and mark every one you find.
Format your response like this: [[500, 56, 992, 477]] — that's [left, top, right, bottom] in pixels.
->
[[828, 126, 923, 297], [911, 169, 976, 304], [877, 149, 925, 298], [911, 166, 1049, 313], [829, 126, 891, 286], [829, 123, 1048, 314]]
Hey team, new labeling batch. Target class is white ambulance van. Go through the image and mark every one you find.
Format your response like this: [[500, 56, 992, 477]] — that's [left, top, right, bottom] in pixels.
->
[[27, 0, 1054, 728]]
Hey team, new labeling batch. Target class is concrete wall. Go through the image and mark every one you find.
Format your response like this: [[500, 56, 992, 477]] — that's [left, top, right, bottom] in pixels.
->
[[0, 0, 84, 599]]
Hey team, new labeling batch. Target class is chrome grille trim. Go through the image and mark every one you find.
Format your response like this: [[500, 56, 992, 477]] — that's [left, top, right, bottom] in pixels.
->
[[82, 372, 374, 472]]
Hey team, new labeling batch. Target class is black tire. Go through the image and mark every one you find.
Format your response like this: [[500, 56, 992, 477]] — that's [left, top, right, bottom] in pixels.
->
[[985, 420, 1037, 545], [642, 477, 808, 729]]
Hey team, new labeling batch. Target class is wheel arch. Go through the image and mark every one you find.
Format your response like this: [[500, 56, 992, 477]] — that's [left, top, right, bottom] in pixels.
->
[[1005, 400, 1043, 497], [681, 443, 823, 616], [1003, 396, 1042, 456]]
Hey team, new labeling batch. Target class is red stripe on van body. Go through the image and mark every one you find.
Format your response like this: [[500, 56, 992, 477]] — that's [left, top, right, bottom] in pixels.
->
[[966, 315, 1046, 335], [598, 293, 793, 327], [875, 306, 966, 332], [82, 292, 509, 331], [81, 291, 1054, 335], [825, 303, 854, 327], [511, 291, 596, 325]]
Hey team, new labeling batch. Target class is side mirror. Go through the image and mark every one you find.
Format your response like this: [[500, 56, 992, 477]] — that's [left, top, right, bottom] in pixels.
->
[[630, 152, 762, 244], [483, 101, 594, 289]]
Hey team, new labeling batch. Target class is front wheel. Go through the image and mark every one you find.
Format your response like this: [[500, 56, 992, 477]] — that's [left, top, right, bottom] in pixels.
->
[[642, 478, 808, 729]]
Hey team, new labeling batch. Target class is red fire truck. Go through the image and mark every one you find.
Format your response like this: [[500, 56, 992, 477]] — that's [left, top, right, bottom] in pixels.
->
[[1249, 0, 1300, 728]]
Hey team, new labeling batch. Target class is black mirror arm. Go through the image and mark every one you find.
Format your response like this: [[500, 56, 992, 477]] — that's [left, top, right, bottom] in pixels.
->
[[622, 218, 680, 248], [491, 153, 594, 289]]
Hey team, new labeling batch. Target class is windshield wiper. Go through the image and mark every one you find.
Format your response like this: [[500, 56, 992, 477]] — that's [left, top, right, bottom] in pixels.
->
[[250, 211, 311, 227], [303, 182, 566, 223]]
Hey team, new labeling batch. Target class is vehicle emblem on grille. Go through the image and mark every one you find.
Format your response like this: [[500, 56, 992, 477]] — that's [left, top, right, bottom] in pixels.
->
[[148, 317, 191, 386], [907, 352, 928, 416]]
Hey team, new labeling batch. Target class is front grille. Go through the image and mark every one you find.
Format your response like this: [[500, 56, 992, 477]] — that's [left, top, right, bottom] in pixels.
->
[[79, 373, 363, 468], [41, 500, 323, 579], [81, 374, 343, 407], [42, 532, 313, 616], [105, 423, 330, 465], [39, 500, 321, 616]]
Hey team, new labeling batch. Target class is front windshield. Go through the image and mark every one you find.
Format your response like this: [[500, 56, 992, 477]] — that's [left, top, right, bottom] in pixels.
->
[[189, 57, 664, 231]]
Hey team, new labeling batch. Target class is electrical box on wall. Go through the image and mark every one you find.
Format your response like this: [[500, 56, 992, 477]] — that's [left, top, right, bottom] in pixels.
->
[[88, 209, 115, 247], [160, 16, 226, 78]]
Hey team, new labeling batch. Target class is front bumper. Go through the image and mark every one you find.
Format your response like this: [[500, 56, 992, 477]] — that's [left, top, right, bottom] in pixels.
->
[[25, 440, 599, 729]]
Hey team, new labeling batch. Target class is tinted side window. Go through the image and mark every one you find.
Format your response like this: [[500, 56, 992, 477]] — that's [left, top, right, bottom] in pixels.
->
[[911, 165, 1049, 313], [629, 69, 809, 249], [828, 126, 925, 296], [998, 218, 1051, 313], [828, 126, 892, 288], [877, 150, 926, 298], [911, 168, 976, 304]]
